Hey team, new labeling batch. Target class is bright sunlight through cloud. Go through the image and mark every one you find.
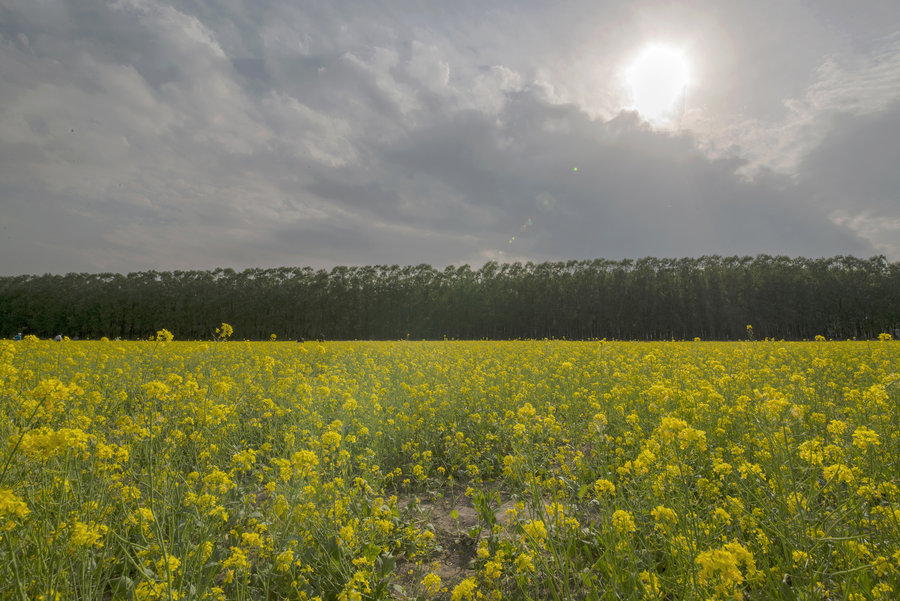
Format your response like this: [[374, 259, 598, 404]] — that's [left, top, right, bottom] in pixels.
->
[[626, 45, 690, 124]]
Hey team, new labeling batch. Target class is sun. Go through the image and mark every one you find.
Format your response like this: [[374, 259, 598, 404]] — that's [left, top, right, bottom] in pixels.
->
[[626, 45, 690, 123]]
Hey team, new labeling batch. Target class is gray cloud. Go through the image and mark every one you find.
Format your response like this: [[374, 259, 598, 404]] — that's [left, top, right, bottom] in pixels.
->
[[0, 0, 895, 275], [799, 103, 900, 258], [369, 95, 873, 260]]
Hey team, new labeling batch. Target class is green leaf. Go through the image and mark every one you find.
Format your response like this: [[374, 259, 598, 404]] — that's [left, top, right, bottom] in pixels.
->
[[376, 552, 397, 579], [106, 576, 132, 601]]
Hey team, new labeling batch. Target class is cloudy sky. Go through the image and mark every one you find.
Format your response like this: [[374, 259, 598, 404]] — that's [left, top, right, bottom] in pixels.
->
[[1, 0, 899, 275]]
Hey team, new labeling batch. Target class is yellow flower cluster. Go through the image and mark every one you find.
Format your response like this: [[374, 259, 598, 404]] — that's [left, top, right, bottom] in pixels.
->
[[0, 488, 29, 530], [695, 541, 758, 598], [611, 509, 637, 536], [0, 338, 895, 600]]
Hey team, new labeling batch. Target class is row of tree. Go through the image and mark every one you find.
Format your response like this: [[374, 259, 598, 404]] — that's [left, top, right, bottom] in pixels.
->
[[1, 255, 898, 341]]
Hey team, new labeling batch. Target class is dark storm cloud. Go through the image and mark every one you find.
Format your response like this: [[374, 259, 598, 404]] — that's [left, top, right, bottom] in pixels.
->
[[364, 92, 874, 260]]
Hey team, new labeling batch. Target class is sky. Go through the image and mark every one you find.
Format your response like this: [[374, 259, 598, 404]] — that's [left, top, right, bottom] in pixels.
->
[[1, 0, 899, 275]]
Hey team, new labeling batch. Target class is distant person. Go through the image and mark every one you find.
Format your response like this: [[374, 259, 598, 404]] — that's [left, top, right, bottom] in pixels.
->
[[54, 334, 62, 342], [13, 332, 22, 341], [296, 336, 305, 343]]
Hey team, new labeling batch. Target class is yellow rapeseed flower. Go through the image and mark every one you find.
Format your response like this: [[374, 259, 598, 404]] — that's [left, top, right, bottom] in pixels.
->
[[421, 572, 441, 596], [451, 577, 478, 601], [0, 488, 29, 530], [68, 520, 108, 550], [650, 505, 677, 533], [852, 426, 880, 451], [0, 488, 29, 519], [611, 510, 636, 536], [522, 519, 547, 544]]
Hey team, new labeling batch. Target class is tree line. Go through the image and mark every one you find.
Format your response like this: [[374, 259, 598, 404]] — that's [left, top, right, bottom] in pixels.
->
[[1, 255, 898, 341]]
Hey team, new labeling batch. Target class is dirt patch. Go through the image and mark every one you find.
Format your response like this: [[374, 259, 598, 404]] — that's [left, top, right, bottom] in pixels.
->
[[393, 490, 519, 597], [401, 489, 519, 531]]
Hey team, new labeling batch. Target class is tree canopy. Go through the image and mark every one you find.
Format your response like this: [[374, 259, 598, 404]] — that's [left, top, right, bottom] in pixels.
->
[[2, 255, 898, 341]]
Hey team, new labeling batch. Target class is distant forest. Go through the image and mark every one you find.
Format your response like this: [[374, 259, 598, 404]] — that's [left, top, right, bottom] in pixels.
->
[[2, 255, 899, 341]]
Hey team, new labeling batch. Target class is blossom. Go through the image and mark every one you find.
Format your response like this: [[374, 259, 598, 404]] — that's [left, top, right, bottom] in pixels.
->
[[852, 426, 880, 451], [696, 541, 758, 597], [68, 520, 108, 550], [321, 430, 342, 449], [421, 573, 442, 596], [593, 478, 616, 498], [522, 519, 547, 544], [696, 548, 743, 593], [0, 488, 29, 519], [827, 420, 847, 437], [222, 547, 250, 572], [484, 559, 502, 580], [0, 488, 29, 530], [650, 505, 677, 533], [19, 427, 90, 460], [155, 554, 181, 576], [451, 577, 478, 601], [611, 510, 636, 536], [275, 549, 294, 573], [515, 552, 535, 574], [824, 463, 855, 485]]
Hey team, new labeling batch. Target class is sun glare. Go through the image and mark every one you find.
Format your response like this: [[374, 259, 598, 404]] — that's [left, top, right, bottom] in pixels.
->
[[626, 45, 690, 123]]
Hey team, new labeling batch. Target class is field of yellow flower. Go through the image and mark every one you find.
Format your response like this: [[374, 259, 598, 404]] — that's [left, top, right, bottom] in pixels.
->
[[1, 335, 898, 600]]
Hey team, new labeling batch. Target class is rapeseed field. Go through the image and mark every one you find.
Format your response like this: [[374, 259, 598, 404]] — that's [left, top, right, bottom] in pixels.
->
[[0, 333, 897, 600]]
